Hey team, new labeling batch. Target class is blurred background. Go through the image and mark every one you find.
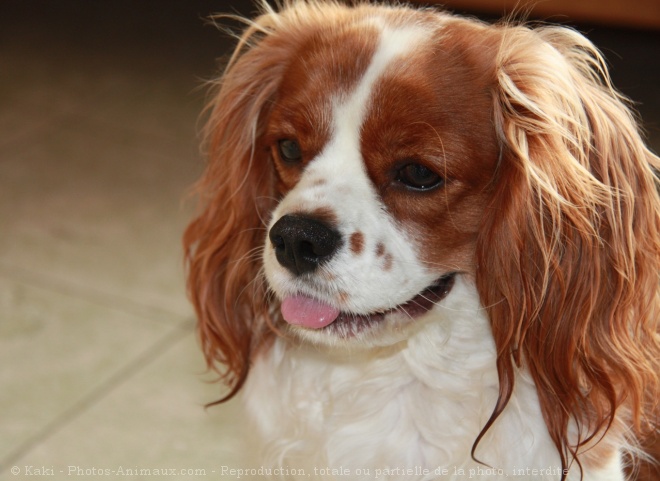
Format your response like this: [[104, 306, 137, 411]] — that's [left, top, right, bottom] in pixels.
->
[[1, 0, 658, 479]]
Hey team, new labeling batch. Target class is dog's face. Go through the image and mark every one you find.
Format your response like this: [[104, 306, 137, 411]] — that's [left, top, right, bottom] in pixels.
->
[[261, 15, 499, 345]]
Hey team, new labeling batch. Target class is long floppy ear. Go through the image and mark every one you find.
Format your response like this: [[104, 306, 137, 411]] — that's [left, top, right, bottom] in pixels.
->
[[476, 24, 660, 473], [183, 9, 291, 401]]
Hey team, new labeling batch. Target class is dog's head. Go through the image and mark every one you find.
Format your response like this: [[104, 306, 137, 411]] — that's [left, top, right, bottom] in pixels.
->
[[261, 10, 499, 346], [184, 0, 660, 469]]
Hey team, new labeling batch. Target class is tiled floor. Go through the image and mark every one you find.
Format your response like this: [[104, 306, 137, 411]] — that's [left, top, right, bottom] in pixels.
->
[[1, 1, 658, 480], [1, 1, 252, 479]]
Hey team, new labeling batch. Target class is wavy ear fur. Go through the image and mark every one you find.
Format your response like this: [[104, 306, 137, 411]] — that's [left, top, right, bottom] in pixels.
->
[[476, 23, 660, 474], [183, 8, 291, 400], [183, 0, 358, 400]]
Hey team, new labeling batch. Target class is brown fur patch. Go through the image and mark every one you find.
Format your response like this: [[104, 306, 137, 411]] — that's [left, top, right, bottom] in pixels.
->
[[358, 20, 499, 276], [383, 253, 393, 271], [350, 231, 365, 255], [307, 206, 339, 228], [265, 15, 380, 195]]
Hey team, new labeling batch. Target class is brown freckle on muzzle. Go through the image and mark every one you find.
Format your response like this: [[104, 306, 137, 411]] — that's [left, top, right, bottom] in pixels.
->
[[350, 231, 365, 255], [383, 253, 393, 271], [312, 178, 327, 187], [321, 271, 336, 282], [307, 207, 339, 227], [375, 243, 393, 270]]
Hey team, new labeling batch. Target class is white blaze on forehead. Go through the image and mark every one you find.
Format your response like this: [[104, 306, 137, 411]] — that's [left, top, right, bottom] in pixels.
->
[[330, 24, 428, 166]]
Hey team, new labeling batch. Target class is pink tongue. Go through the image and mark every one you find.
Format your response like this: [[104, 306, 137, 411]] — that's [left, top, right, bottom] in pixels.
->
[[281, 295, 340, 329]]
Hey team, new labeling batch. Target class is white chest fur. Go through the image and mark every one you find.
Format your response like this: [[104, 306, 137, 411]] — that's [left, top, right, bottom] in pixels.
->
[[242, 278, 622, 480]]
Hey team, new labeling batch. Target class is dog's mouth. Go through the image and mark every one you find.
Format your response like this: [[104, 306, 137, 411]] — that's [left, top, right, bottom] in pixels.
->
[[280, 273, 456, 335]]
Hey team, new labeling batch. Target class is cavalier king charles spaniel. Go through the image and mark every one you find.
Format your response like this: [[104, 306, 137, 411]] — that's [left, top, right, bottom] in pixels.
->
[[184, 1, 660, 479]]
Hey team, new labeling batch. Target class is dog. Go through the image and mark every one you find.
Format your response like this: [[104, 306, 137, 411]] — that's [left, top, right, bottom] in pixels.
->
[[183, 1, 660, 479]]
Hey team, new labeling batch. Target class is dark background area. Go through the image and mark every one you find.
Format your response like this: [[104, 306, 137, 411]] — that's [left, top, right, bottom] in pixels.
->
[[2, 0, 658, 152]]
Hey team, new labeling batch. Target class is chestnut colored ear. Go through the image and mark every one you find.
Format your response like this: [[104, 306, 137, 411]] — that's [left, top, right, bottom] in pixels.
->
[[476, 24, 660, 474], [183, 12, 292, 400], [632, 433, 660, 481]]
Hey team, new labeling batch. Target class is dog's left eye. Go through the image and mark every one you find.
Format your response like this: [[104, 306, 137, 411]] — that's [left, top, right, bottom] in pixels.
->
[[397, 163, 443, 191], [277, 139, 303, 163]]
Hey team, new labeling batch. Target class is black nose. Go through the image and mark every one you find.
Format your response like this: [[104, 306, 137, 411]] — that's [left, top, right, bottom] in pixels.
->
[[269, 214, 342, 276]]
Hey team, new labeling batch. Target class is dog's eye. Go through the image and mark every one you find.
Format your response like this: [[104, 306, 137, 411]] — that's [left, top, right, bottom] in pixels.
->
[[277, 139, 302, 163], [397, 163, 443, 190]]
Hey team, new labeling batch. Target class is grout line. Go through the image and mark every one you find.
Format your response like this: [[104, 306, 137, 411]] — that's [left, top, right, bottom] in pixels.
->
[[0, 321, 193, 474], [0, 261, 193, 325]]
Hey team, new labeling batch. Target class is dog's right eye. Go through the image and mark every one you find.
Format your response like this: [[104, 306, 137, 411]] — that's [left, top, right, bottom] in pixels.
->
[[397, 162, 443, 191], [277, 139, 303, 163]]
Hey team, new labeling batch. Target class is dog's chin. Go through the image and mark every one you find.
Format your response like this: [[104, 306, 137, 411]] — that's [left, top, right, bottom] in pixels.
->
[[289, 273, 456, 348]]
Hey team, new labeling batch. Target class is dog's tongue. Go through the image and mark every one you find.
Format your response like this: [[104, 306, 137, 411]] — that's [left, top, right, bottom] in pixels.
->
[[281, 295, 340, 329]]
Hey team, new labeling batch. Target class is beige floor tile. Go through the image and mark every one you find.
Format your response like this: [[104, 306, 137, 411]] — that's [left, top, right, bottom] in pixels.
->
[[0, 276, 185, 467], [8, 331, 250, 479], [0, 114, 201, 319]]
